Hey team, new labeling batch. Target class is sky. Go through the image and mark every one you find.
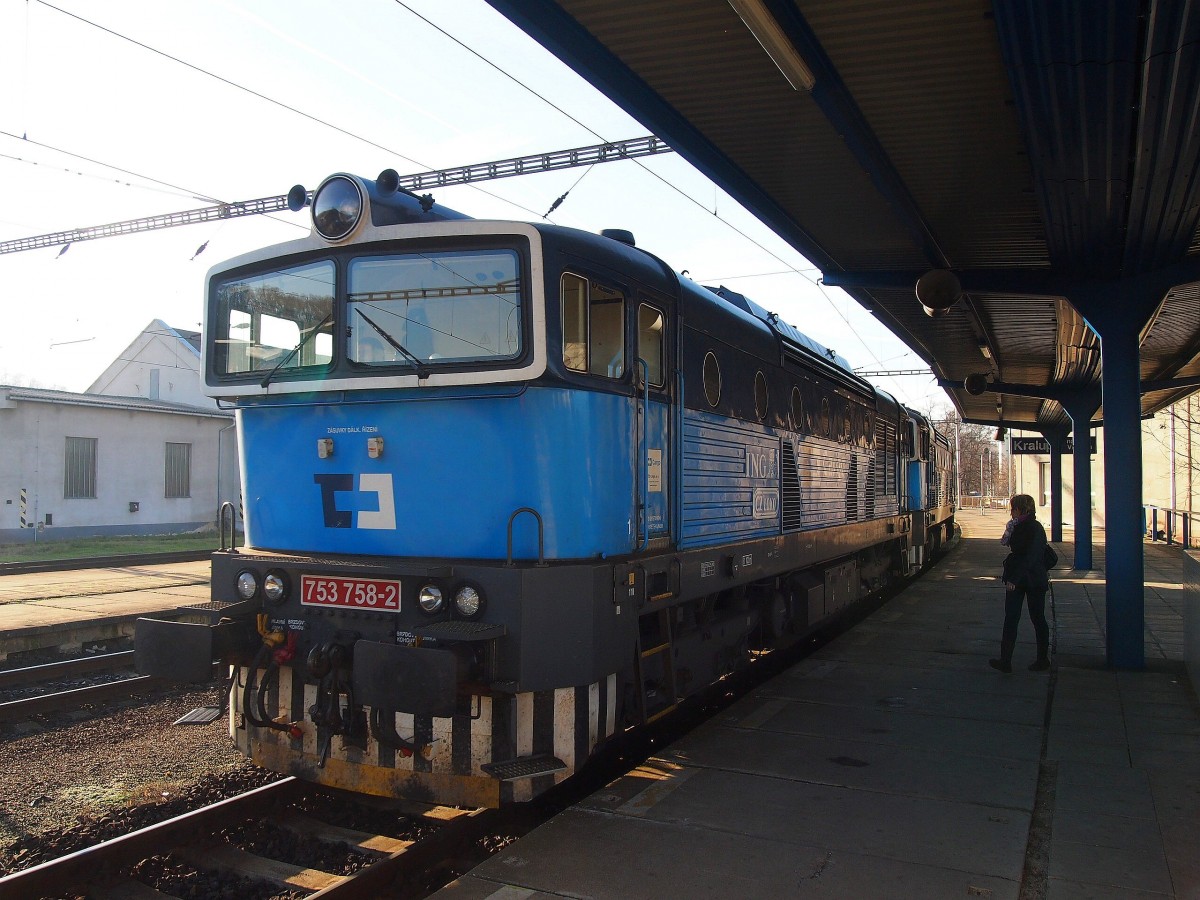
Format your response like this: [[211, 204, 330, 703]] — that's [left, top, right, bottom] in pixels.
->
[[0, 0, 945, 411]]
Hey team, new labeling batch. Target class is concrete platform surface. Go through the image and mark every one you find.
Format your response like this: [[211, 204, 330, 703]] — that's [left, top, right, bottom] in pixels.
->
[[0, 560, 209, 656], [440, 511, 1200, 899]]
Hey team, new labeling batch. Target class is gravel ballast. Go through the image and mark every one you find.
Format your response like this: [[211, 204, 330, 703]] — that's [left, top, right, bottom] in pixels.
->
[[0, 683, 253, 861]]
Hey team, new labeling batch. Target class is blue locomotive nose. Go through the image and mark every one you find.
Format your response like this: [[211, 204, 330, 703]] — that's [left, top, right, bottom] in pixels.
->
[[239, 394, 636, 560]]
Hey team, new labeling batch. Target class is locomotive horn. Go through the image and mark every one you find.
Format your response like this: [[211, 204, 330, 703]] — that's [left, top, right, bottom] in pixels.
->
[[287, 184, 309, 211], [377, 169, 401, 194]]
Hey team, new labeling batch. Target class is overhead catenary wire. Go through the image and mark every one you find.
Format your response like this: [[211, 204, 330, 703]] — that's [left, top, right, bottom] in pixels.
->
[[0, 129, 304, 238], [24, 1, 810, 301], [30, 0, 547, 220], [390, 1, 888, 369], [0, 128, 222, 204], [543, 166, 595, 218], [18, 2, 893, 376], [0, 147, 206, 203]]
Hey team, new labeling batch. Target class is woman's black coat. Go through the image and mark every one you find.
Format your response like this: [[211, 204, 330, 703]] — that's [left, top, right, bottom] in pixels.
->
[[1002, 516, 1049, 591]]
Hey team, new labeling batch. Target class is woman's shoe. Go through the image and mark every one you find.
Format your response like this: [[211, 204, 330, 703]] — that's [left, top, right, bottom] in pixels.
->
[[989, 658, 1012, 673], [1028, 657, 1051, 671]]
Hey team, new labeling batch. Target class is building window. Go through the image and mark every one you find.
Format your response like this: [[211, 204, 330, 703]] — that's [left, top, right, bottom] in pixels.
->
[[165, 443, 192, 499], [64, 437, 97, 499]]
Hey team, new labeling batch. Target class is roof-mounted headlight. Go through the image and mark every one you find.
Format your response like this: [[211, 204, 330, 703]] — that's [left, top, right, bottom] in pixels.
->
[[311, 175, 365, 241]]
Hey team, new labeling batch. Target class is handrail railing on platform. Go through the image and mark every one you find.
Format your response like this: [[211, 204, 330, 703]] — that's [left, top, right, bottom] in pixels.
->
[[1143, 504, 1199, 549]]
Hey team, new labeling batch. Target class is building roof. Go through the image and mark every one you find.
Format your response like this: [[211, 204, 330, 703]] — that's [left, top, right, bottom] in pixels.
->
[[169, 326, 201, 355], [0, 384, 232, 420]]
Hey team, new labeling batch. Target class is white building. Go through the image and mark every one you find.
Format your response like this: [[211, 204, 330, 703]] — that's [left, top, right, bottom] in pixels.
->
[[88, 320, 213, 409], [1009, 397, 1200, 533], [0, 321, 239, 543]]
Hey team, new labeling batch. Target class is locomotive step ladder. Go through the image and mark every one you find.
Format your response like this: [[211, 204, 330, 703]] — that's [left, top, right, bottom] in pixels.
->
[[635, 606, 679, 724]]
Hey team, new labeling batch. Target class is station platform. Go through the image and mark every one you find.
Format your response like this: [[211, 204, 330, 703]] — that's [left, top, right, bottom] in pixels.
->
[[0, 561, 209, 658], [440, 511, 1200, 899]]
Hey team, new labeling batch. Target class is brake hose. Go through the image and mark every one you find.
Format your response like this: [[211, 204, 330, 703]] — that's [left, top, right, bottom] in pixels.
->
[[242, 644, 298, 734]]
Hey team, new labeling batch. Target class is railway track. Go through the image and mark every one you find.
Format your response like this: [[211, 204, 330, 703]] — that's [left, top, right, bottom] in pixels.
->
[[0, 777, 503, 899], [0, 650, 170, 724], [0, 649, 135, 688]]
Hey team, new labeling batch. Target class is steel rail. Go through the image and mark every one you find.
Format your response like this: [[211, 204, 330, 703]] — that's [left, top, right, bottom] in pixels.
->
[[0, 778, 302, 900], [305, 806, 499, 899], [0, 674, 165, 723], [0, 649, 134, 689]]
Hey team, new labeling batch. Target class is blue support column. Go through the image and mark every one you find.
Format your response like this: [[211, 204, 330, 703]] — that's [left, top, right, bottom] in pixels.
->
[[1041, 425, 1070, 543], [1082, 295, 1147, 670], [1060, 391, 1101, 570]]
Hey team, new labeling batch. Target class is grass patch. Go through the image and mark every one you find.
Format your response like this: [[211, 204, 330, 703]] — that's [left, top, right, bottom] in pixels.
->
[[0, 532, 239, 563]]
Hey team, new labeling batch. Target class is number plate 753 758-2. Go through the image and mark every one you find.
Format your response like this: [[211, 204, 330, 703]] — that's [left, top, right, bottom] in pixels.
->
[[300, 575, 401, 611]]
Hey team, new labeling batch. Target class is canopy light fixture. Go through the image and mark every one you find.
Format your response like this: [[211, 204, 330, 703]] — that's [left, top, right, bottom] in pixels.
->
[[979, 341, 993, 360], [915, 268, 963, 316], [964, 373, 988, 395], [727, 0, 816, 91]]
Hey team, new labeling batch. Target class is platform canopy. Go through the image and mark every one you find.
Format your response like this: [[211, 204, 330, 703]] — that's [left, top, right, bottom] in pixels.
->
[[487, 0, 1200, 429]]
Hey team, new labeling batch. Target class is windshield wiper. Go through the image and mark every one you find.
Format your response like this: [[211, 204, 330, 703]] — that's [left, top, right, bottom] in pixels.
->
[[355, 310, 431, 379], [259, 313, 333, 388]]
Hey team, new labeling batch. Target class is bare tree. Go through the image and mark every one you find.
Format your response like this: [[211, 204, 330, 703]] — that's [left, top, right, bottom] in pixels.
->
[[930, 408, 1009, 504]]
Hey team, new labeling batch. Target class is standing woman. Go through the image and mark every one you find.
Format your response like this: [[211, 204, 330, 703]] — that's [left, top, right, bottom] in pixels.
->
[[990, 494, 1051, 673]]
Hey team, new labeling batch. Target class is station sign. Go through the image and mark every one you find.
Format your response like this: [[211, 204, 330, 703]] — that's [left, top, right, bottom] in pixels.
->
[[1010, 436, 1096, 455]]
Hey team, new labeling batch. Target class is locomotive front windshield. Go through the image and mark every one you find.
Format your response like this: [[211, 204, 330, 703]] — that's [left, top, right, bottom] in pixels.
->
[[214, 261, 336, 376], [211, 249, 524, 380], [346, 250, 521, 366]]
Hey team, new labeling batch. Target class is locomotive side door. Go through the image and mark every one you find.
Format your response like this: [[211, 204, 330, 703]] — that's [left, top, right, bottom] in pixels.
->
[[636, 298, 672, 548]]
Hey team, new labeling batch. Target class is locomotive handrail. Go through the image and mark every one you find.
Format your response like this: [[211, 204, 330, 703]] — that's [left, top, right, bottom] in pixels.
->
[[219, 501, 237, 551], [506, 507, 546, 567], [636, 358, 649, 553], [674, 366, 685, 546]]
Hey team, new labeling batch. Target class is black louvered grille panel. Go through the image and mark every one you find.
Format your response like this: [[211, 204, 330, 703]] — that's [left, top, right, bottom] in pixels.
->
[[878, 422, 898, 496], [782, 441, 802, 531]]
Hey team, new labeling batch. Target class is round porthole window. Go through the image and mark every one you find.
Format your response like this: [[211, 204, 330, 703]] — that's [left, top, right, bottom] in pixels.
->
[[790, 387, 803, 431], [754, 371, 769, 419], [703, 352, 721, 407]]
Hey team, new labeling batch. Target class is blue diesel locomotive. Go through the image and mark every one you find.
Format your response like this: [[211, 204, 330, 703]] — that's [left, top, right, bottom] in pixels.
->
[[136, 172, 956, 807]]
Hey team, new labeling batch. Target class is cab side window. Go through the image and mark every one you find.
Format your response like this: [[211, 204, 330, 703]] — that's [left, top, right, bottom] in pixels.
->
[[561, 273, 625, 378], [638, 303, 665, 387]]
